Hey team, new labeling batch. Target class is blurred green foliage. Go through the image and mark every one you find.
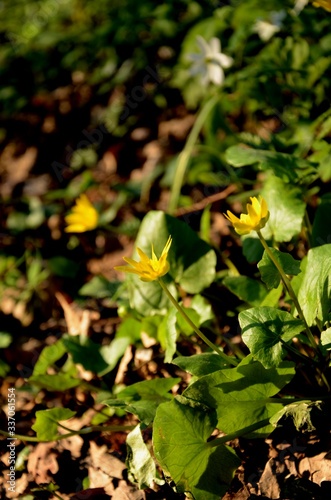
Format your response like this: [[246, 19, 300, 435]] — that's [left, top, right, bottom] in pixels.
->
[[0, 0, 216, 114]]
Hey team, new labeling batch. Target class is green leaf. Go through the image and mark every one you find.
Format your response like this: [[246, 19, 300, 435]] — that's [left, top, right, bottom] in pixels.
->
[[311, 194, 331, 247], [32, 408, 76, 441], [28, 374, 80, 391], [183, 361, 295, 437], [258, 249, 301, 289], [100, 317, 141, 375], [320, 327, 331, 354], [190, 294, 214, 324], [79, 276, 121, 299], [261, 176, 306, 242], [127, 276, 176, 317], [242, 236, 264, 263], [260, 284, 283, 308], [239, 307, 304, 368], [297, 244, 331, 326], [103, 378, 180, 424], [32, 340, 67, 376], [48, 257, 80, 278], [153, 399, 240, 500], [126, 424, 164, 489], [270, 401, 321, 432], [0, 359, 10, 377], [62, 336, 109, 375], [173, 353, 230, 376], [225, 145, 316, 184], [223, 276, 268, 306], [176, 306, 200, 336], [118, 377, 180, 400], [157, 309, 177, 363], [127, 211, 216, 314], [140, 315, 162, 340], [0, 331, 12, 348]]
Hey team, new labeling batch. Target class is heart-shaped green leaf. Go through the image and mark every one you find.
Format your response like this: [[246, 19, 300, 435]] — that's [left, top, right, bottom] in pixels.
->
[[153, 399, 240, 500], [261, 176, 306, 242], [32, 408, 76, 441], [258, 249, 301, 289], [297, 244, 331, 326], [183, 360, 295, 437], [239, 307, 304, 367]]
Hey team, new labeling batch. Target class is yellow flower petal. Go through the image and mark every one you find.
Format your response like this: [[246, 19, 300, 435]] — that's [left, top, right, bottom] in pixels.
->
[[224, 196, 269, 235], [115, 236, 172, 282], [65, 194, 98, 233], [313, 0, 331, 12]]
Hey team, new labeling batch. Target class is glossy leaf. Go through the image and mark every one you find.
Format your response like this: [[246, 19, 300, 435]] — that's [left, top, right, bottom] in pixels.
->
[[183, 360, 295, 437], [297, 244, 331, 326], [153, 399, 240, 500], [103, 378, 180, 425], [258, 249, 301, 289], [173, 353, 231, 376], [225, 145, 316, 184], [239, 307, 304, 368], [261, 176, 306, 242], [223, 275, 268, 306]]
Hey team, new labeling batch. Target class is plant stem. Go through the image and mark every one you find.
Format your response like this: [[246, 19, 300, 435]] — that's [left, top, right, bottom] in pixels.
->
[[304, 210, 313, 248], [158, 278, 238, 366], [0, 424, 135, 443], [257, 230, 320, 354], [207, 418, 271, 448], [167, 95, 219, 215], [257, 231, 330, 391]]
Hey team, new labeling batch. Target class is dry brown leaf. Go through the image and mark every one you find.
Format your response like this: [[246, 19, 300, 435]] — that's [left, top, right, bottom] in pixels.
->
[[56, 292, 99, 337], [0, 144, 37, 197], [258, 458, 285, 499], [298, 451, 331, 485], [58, 434, 84, 459], [114, 345, 133, 385], [112, 480, 146, 500], [158, 114, 195, 141], [87, 442, 126, 495], [27, 443, 59, 484], [88, 246, 134, 280], [0, 472, 29, 498]]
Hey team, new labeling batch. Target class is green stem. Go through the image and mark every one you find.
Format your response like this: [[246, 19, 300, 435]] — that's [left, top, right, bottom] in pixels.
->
[[158, 278, 238, 366], [304, 210, 313, 248], [167, 95, 219, 215], [257, 230, 320, 355], [0, 424, 135, 443], [207, 418, 270, 448], [280, 338, 318, 365]]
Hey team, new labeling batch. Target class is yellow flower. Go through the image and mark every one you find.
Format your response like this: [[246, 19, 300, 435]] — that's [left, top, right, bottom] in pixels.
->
[[65, 194, 98, 233], [224, 196, 269, 235], [312, 0, 331, 12], [115, 236, 172, 282]]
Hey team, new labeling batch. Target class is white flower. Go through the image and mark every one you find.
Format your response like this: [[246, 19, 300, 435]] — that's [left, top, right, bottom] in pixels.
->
[[292, 0, 309, 15], [253, 11, 286, 41], [188, 36, 233, 86]]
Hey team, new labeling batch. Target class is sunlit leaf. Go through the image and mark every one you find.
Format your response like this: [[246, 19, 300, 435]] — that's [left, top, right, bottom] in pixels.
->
[[153, 399, 240, 500], [239, 307, 304, 368], [32, 408, 76, 441]]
